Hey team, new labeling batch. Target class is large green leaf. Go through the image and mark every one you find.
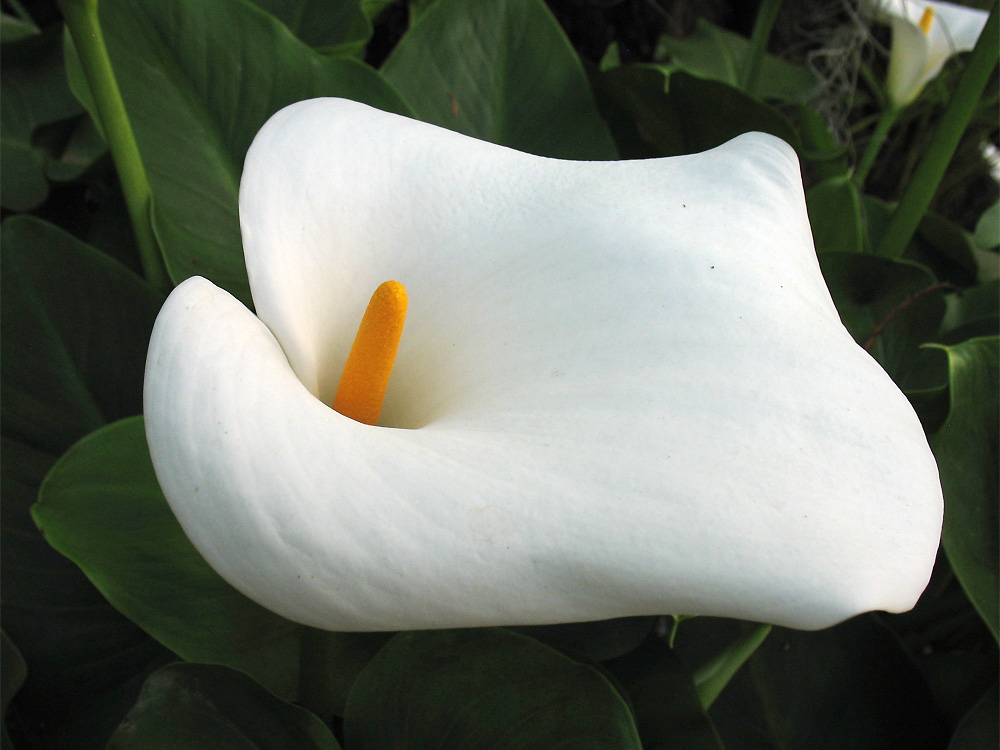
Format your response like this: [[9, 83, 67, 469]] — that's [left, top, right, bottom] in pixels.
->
[[592, 65, 801, 159], [1, 28, 90, 210], [248, 0, 371, 55], [382, 0, 617, 160], [820, 252, 947, 391], [343, 628, 642, 749], [512, 616, 655, 662], [66, 0, 411, 304], [32, 417, 303, 699], [932, 337, 999, 642], [655, 19, 819, 103], [673, 616, 949, 749], [1, 631, 27, 750], [0, 216, 162, 451], [604, 636, 723, 750], [0, 217, 172, 748], [107, 663, 341, 750], [807, 175, 863, 254], [949, 683, 999, 750]]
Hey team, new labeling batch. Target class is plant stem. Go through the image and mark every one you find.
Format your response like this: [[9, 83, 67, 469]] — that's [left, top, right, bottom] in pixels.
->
[[876, 1, 999, 259], [57, 0, 171, 292], [853, 105, 898, 188], [692, 623, 772, 710], [740, 0, 783, 96]]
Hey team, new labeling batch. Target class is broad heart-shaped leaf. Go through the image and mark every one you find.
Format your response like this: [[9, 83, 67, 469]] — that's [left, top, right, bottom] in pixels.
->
[[248, 0, 371, 55], [107, 663, 341, 750], [1, 631, 27, 750], [932, 337, 999, 642], [654, 18, 819, 103], [807, 175, 863, 254], [864, 196, 979, 287], [819, 252, 947, 392], [604, 636, 723, 750], [673, 616, 950, 749], [1, 217, 173, 748], [66, 0, 411, 306], [343, 629, 642, 749], [381, 0, 617, 160], [948, 683, 999, 750], [591, 64, 801, 159], [0, 216, 163, 451], [32, 416, 304, 699], [1, 27, 87, 210], [511, 616, 656, 662]]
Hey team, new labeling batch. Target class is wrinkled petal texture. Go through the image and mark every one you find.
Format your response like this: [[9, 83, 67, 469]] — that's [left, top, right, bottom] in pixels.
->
[[878, 0, 988, 107], [145, 98, 943, 632]]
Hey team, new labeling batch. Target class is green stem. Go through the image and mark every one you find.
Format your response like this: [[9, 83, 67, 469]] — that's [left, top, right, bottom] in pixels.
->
[[876, 2, 999, 259], [57, 0, 171, 292], [668, 615, 682, 648], [853, 105, 898, 188], [740, 0, 783, 96], [692, 623, 772, 710]]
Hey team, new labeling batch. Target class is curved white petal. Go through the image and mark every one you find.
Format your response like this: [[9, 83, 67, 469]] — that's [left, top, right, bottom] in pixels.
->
[[876, 0, 988, 107], [146, 99, 943, 631]]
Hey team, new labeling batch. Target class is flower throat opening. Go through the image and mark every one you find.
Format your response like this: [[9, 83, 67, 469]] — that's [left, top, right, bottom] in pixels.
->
[[332, 280, 408, 425]]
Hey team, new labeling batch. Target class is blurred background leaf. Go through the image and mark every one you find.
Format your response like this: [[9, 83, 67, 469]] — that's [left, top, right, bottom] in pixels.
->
[[382, 0, 617, 160], [344, 628, 642, 749], [107, 663, 342, 750]]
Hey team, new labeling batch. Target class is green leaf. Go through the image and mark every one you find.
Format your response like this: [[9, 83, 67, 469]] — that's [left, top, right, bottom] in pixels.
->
[[949, 683, 999, 750], [32, 416, 304, 699], [655, 19, 819, 103], [807, 175, 863, 254], [0, 216, 163, 451], [248, 0, 372, 55], [512, 616, 655, 662], [2, 435, 173, 749], [974, 200, 999, 252], [107, 663, 341, 750], [1, 631, 27, 750], [0, 217, 174, 746], [382, 0, 618, 160], [604, 636, 723, 750], [819, 252, 947, 391], [932, 337, 999, 642], [673, 616, 950, 749], [864, 196, 979, 286], [66, 0, 411, 305], [343, 628, 642, 749], [592, 65, 801, 159], [1, 28, 88, 210], [1, 12, 40, 44]]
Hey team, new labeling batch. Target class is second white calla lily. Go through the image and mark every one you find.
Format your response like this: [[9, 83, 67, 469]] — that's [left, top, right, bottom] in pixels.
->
[[144, 98, 943, 632], [875, 0, 989, 108]]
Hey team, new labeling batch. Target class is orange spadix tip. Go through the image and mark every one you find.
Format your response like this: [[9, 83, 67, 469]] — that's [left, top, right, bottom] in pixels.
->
[[332, 280, 407, 425], [919, 7, 934, 34]]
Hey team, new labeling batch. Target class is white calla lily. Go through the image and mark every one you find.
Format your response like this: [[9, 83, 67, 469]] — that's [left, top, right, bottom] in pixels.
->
[[144, 98, 943, 632], [875, 0, 989, 108]]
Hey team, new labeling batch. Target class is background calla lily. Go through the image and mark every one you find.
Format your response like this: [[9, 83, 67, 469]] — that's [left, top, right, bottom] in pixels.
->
[[876, 0, 989, 107], [144, 98, 943, 633]]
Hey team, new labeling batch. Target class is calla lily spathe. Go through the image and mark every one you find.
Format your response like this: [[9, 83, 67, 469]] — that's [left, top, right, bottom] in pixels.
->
[[875, 0, 989, 107], [144, 98, 942, 632]]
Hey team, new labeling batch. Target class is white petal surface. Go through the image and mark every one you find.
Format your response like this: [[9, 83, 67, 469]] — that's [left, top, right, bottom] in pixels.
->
[[877, 0, 989, 107], [145, 98, 943, 631]]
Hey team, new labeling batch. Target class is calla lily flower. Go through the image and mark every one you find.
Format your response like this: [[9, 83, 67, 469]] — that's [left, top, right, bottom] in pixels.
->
[[144, 98, 943, 632], [875, 0, 989, 108]]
